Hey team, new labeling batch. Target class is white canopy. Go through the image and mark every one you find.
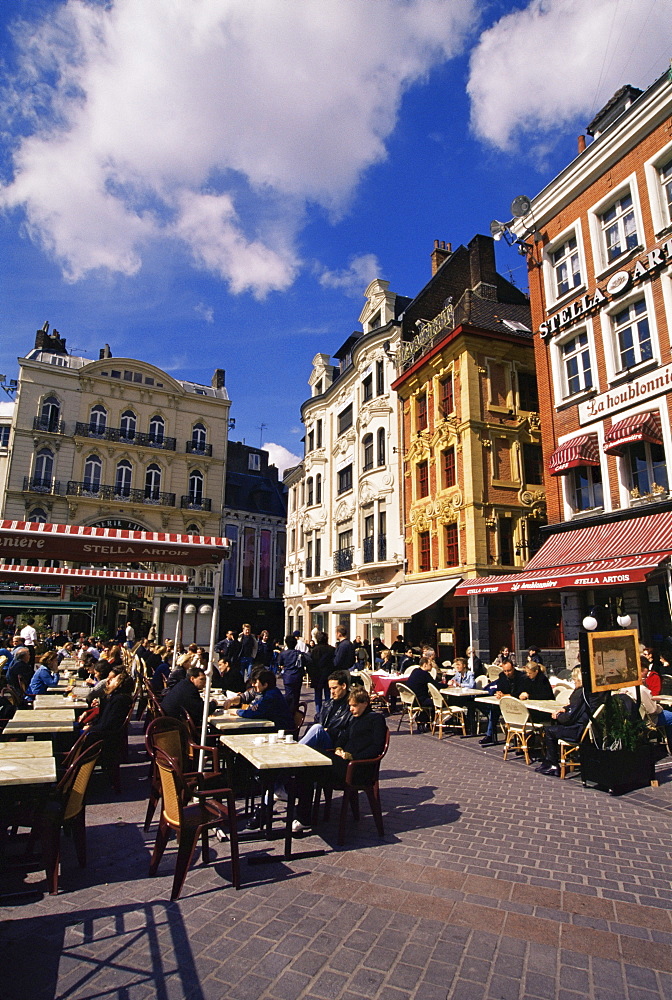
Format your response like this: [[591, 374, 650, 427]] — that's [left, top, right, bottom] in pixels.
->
[[374, 577, 462, 622]]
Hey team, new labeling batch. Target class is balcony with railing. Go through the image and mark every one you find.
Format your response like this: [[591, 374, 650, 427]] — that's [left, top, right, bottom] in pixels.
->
[[186, 441, 213, 455], [180, 495, 212, 511], [66, 481, 176, 506], [23, 476, 62, 496], [333, 546, 354, 572], [74, 422, 176, 450], [33, 416, 64, 434], [363, 536, 374, 564]]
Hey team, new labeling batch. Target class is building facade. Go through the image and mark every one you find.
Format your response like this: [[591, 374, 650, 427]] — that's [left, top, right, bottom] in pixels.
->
[[284, 280, 408, 644], [459, 74, 672, 665], [387, 237, 538, 659], [2, 326, 230, 636]]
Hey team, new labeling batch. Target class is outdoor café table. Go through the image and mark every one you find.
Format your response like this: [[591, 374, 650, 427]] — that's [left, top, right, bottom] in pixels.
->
[[208, 715, 275, 734], [32, 695, 87, 710], [219, 733, 331, 860], [369, 672, 413, 712], [2, 709, 76, 740], [0, 741, 53, 758], [654, 694, 672, 707], [0, 755, 56, 787], [521, 699, 561, 714], [441, 687, 488, 735]]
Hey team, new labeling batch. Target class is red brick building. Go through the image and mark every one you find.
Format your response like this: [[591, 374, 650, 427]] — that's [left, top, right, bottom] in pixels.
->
[[457, 73, 672, 666]]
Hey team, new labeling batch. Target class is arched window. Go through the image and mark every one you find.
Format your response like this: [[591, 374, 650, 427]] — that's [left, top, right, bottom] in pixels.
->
[[149, 414, 165, 444], [119, 410, 136, 441], [115, 460, 132, 497], [191, 423, 207, 452], [316, 473, 322, 504], [27, 508, 47, 523], [307, 477, 314, 506], [83, 454, 102, 492], [185, 523, 200, 535], [188, 469, 204, 503], [377, 427, 386, 467], [287, 611, 294, 635], [363, 434, 374, 470], [144, 463, 162, 500], [39, 396, 60, 432], [89, 405, 107, 436], [34, 448, 54, 486]]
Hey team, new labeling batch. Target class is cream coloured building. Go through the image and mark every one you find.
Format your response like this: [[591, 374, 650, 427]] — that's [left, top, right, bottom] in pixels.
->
[[2, 325, 230, 635], [284, 280, 407, 645]]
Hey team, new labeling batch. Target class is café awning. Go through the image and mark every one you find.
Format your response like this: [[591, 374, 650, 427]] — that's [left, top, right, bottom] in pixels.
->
[[455, 507, 672, 595], [0, 564, 189, 585], [0, 520, 230, 566], [603, 411, 663, 455], [374, 577, 461, 622], [310, 599, 377, 613], [549, 434, 600, 476]]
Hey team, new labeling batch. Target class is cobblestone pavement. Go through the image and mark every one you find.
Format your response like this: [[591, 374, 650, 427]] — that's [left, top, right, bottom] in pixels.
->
[[2, 720, 672, 1000]]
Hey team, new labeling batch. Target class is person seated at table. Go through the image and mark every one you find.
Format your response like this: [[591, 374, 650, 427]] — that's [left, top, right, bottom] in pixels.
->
[[390, 635, 406, 655], [81, 670, 135, 769], [293, 688, 388, 833], [222, 664, 266, 709], [445, 656, 478, 733], [478, 659, 526, 746], [406, 649, 445, 729], [5, 646, 32, 699], [216, 655, 246, 695], [527, 645, 544, 666], [519, 660, 554, 702], [300, 671, 352, 750], [25, 651, 61, 702], [149, 646, 172, 693], [642, 658, 663, 697], [161, 666, 215, 729], [56, 641, 75, 665], [493, 646, 517, 667], [398, 647, 415, 674], [378, 650, 394, 672], [228, 668, 295, 730], [448, 657, 475, 689], [535, 667, 594, 776], [620, 678, 672, 746]]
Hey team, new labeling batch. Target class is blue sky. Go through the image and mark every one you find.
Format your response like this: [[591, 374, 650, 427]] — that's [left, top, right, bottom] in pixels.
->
[[1, 0, 670, 471]]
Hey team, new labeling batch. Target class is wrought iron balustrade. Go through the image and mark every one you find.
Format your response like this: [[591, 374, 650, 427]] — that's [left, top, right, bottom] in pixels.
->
[[333, 546, 354, 572], [74, 422, 176, 450], [23, 476, 61, 495], [66, 481, 176, 506], [180, 495, 212, 511]]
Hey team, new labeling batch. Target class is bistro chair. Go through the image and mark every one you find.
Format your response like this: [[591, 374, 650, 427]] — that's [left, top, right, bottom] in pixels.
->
[[359, 671, 389, 714], [499, 695, 545, 764], [144, 716, 221, 831], [554, 686, 572, 707], [474, 675, 490, 689], [148, 747, 240, 900], [558, 704, 604, 779], [395, 683, 423, 733], [294, 701, 308, 739], [428, 683, 467, 739], [313, 730, 389, 845]]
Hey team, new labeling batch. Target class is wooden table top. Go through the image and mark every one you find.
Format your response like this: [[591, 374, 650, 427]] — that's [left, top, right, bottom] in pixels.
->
[[220, 733, 331, 770], [0, 741, 53, 758], [208, 715, 274, 731], [0, 756, 56, 786]]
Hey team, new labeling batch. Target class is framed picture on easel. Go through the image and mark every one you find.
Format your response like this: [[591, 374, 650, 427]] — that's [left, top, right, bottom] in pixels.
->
[[587, 629, 641, 693]]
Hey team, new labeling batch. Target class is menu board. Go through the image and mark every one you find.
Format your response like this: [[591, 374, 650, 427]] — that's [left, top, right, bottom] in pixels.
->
[[587, 629, 641, 693]]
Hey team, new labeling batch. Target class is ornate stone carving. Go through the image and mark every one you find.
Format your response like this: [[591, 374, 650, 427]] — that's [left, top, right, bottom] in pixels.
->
[[519, 489, 545, 507], [335, 499, 354, 523]]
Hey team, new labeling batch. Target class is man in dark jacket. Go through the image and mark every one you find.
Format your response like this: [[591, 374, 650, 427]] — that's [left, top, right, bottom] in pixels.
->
[[293, 687, 388, 832], [161, 667, 213, 728], [333, 626, 356, 672], [536, 668, 593, 775], [309, 632, 335, 718], [278, 635, 310, 713], [478, 660, 526, 745], [300, 670, 351, 750]]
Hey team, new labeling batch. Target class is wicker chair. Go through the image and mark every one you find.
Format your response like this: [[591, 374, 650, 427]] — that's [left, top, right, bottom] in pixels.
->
[[558, 704, 604, 778], [395, 683, 423, 733], [428, 683, 467, 738], [499, 695, 545, 764], [360, 670, 389, 714], [148, 747, 240, 900]]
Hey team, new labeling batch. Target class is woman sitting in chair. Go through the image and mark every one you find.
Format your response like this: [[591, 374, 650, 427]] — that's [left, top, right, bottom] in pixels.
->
[[293, 688, 388, 833]]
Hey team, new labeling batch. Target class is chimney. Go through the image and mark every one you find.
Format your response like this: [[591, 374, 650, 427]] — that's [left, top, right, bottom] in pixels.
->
[[431, 240, 452, 276], [98, 343, 112, 360], [212, 368, 226, 389], [577, 134, 587, 154], [468, 234, 498, 300], [34, 323, 67, 355]]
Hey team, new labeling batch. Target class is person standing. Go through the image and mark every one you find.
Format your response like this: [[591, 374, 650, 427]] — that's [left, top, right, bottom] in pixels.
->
[[278, 635, 310, 714], [309, 631, 336, 719], [333, 626, 356, 672], [238, 624, 258, 680], [19, 618, 37, 668], [125, 621, 135, 650]]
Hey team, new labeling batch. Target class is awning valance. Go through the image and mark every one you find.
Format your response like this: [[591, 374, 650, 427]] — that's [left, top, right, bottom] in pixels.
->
[[374, 578, 461, 622], [0, 520, 230, 566], [0, 565, 189, 585], [549, 434, 600, 476], [603, 412, 663, 455], [310, 600, 377, 613], [455, 507, 672, 595]]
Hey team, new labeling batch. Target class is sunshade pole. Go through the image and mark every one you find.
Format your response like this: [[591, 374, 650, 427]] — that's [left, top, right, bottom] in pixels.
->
[[198, 561, 222, 773], [172, 592, 184, 667], [369, 603, 375, 668]]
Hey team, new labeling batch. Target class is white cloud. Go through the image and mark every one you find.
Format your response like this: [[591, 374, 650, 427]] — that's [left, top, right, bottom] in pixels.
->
[[262, 441, 301, 476], [468, 0, 672, 151], [195, 302, 214, 324], [319, 253, 382, 297], [0, 0, 476, 295]]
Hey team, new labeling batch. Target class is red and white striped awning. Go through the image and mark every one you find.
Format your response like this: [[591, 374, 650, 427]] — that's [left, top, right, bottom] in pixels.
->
[[455, 507, 672, 595], [0, 564, 189, 585], [603, 412, 663, 455], [0, 521, 230, 566], [549, 434, 600, 476]]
